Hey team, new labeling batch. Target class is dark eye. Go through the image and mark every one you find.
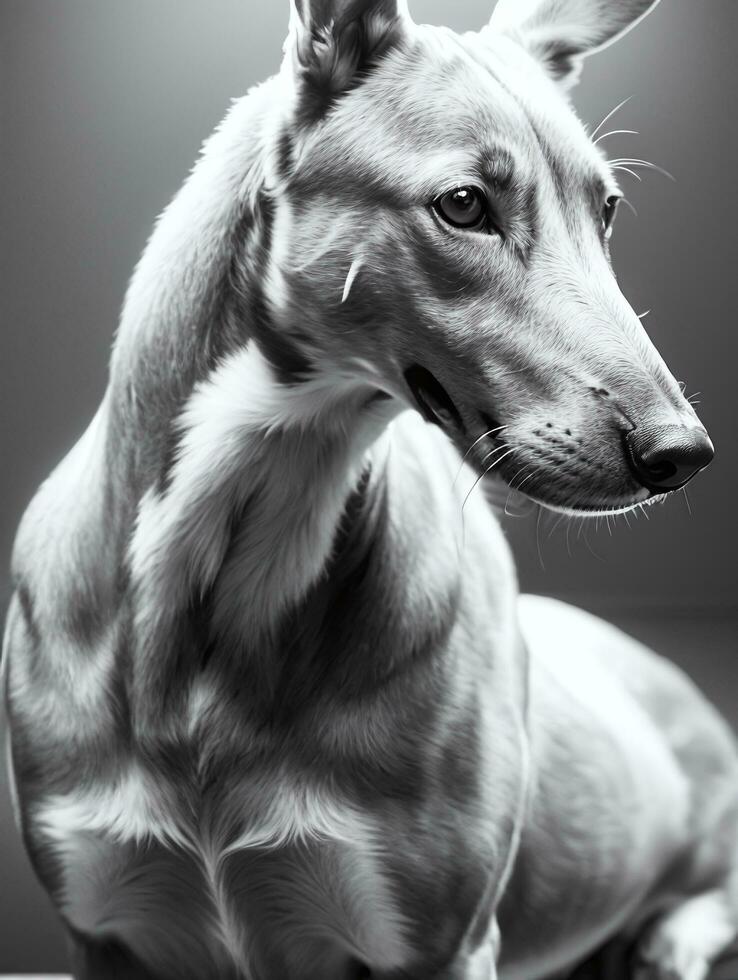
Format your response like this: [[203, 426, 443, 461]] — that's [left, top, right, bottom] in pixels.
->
[[434, 186, 487, 230], [602, 195, 620, 239]]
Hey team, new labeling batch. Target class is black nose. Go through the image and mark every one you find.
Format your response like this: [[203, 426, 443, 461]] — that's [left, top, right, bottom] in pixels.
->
[[625, 424, 714, 492]]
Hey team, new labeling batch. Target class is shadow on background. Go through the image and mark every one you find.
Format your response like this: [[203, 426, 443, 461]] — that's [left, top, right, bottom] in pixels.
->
[[1, 0, 736, 972]]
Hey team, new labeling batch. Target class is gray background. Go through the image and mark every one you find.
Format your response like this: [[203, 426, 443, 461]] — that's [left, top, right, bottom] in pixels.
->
[[1, 0, 736, 972]]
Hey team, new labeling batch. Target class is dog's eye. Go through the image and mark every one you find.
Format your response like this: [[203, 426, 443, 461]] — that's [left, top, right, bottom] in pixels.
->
[[434, 186, 487, 230], [602, 195, 620, 239]]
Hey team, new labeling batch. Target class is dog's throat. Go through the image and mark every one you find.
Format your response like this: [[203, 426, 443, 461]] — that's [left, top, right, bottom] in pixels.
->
[[404, 364, 464, 432]]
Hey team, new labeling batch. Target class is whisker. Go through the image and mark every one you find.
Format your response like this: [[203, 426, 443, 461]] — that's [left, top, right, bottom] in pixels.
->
[[451, 425, 507, 502], [593, 128, 638, 145], [590, 96, 633, 140], [682, 487, 693, 517], [637, 309, 651, 319], [514, 470, 536, 492], [503, 487, 525, 518], [609, 158, 676, 181], [621, 197, 638, 218], [481, 441, 512, 467], [535, 506, 545, 571], [461, 462, 499, 517], [506, 463, 527, 489], [503, 466, 536, 516], [452, 426, 507, 489], [612, 165, 642, 182], [582, 523, 604, 562], [548, 513, 566, 540], [461, 447, 517, 515]]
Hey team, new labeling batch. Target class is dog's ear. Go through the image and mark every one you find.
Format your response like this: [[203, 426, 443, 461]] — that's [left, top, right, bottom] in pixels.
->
[[488, 0, 660, 88], [284, 0, 410, 121]]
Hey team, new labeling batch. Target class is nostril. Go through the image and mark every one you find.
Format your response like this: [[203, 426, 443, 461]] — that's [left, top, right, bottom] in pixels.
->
[[625, 424, 714, 493]]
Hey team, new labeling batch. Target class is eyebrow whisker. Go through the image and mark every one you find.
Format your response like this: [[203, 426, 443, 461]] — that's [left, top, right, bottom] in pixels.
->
[[593, 128, 638, 145], [590, 96, 633, 140], [609, 158, 676, 181], [612, 165, 642, 182]]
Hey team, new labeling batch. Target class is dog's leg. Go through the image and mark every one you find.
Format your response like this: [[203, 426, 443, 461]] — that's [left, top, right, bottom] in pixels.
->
[[632, 889, 738, 980]]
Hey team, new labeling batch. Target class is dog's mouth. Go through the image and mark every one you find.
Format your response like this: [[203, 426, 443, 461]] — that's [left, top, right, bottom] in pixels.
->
[[404, 364, 465, 432], [403, 364, 658, 517], [403, 363, 504, 440]]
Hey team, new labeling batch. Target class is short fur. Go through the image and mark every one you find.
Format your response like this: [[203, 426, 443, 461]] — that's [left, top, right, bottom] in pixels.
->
[[4, 1, 737, 978]]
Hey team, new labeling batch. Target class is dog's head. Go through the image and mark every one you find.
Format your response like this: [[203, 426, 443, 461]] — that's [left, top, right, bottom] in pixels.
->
[[262, 0, 712, 514]]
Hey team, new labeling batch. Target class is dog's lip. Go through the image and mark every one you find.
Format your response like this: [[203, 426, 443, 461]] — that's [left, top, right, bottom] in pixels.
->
[[524, 486, 657, 517], [404, 364, 465, 432]]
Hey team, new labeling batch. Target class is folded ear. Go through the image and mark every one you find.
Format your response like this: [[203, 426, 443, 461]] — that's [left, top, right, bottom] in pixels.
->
[[285, 0, 410, 121], [489, 0, 661, 87]]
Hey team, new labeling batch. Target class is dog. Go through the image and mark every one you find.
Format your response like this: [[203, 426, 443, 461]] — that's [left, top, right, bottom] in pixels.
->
[[3, 0, 737, 977]]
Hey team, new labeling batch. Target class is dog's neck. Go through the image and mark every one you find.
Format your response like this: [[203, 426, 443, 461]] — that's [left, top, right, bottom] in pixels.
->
[[106, 82, 281, 508], [15, 79, 514, 738], [91, 82, 463, 729], [125, 337, 476, 729]]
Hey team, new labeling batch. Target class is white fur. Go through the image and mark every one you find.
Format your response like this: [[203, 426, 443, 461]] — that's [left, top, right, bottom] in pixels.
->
[[112, 84, 288, 375], [635, 890, 738, 980], [35, 765, 188, 849], [7, 616, 117, 744], [11, 400, 109, 641], [129, 341, 398, 643], [263, 193, 294, 317], [36, 766, 410, 972], [224, 779, 372, 854]]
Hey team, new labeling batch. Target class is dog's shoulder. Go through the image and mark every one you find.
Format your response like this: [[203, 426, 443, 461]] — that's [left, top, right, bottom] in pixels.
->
[[10, 398, 122, 648]]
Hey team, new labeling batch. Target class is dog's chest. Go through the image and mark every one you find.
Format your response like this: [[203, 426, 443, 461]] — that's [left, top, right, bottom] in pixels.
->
[[32, 759, 412, 978]]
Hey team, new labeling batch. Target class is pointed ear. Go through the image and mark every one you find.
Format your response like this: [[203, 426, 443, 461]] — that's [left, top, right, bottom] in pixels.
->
[[285, 0, 411, 120], [489, 0, 661, 88]]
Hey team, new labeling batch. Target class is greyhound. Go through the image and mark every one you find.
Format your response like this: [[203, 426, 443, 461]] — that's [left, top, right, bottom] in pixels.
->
[[4, 0, 737, 977]]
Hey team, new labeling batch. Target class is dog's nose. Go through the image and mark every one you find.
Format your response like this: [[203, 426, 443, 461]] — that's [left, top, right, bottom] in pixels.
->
[[625, 424, 714, 492]]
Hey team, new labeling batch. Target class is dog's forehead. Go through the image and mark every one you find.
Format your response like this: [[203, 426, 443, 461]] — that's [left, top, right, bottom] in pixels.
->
[[293, 24, 609, 202], [445, 26, 613, 190]]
